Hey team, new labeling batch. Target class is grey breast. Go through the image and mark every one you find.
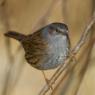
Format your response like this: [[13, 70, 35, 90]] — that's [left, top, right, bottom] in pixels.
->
[[36, 34, 69, 70]]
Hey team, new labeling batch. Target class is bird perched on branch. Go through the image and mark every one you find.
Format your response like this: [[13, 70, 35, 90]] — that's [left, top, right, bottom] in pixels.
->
[[4, 22, 70, 70], [4, 22, 70, 90]]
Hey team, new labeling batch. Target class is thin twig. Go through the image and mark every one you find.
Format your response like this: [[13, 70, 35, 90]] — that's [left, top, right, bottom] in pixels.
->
[[39, 57, 75, 95], [74, 39, 94, 95], [39, 11, 95, 95], [72, 11, 95, 54], [51, 34, 94, 95]]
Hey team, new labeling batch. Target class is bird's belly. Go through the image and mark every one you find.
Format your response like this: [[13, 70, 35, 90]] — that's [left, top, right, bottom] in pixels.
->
[[34, 47, 68, 70], [38, 38, 69, 70], [26, 37, 69, 70]]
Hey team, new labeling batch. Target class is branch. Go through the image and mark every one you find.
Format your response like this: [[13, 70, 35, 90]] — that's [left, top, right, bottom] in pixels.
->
[[72, 11, 95, 54], [39, 11, 95, 95]]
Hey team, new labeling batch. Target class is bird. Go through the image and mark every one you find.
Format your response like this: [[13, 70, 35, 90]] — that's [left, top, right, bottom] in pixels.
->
[[4, 22, 70, 90], [4, 22, 70, 70]]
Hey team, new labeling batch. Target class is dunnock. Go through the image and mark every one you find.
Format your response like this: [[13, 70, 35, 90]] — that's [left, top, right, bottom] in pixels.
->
[[4, 22, 70, 70], [4, 22, 70, 90]]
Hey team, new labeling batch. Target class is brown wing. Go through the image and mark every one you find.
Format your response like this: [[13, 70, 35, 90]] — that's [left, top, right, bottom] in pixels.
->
[[24, 30, 48, 66]]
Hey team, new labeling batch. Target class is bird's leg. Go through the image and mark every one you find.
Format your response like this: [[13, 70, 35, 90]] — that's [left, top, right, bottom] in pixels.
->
[[41, 71, 53, 91]]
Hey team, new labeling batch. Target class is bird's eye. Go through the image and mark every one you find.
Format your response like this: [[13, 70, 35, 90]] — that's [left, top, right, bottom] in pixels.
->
[[55, 28, 61, 34], [56, 28, 59, 32]]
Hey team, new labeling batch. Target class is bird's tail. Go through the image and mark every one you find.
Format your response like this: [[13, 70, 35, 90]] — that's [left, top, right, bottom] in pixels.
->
[[4, 31, 26, 41]]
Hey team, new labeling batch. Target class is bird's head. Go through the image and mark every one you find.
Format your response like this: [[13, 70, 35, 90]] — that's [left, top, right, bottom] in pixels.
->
[[47, 23, 69, 36]]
